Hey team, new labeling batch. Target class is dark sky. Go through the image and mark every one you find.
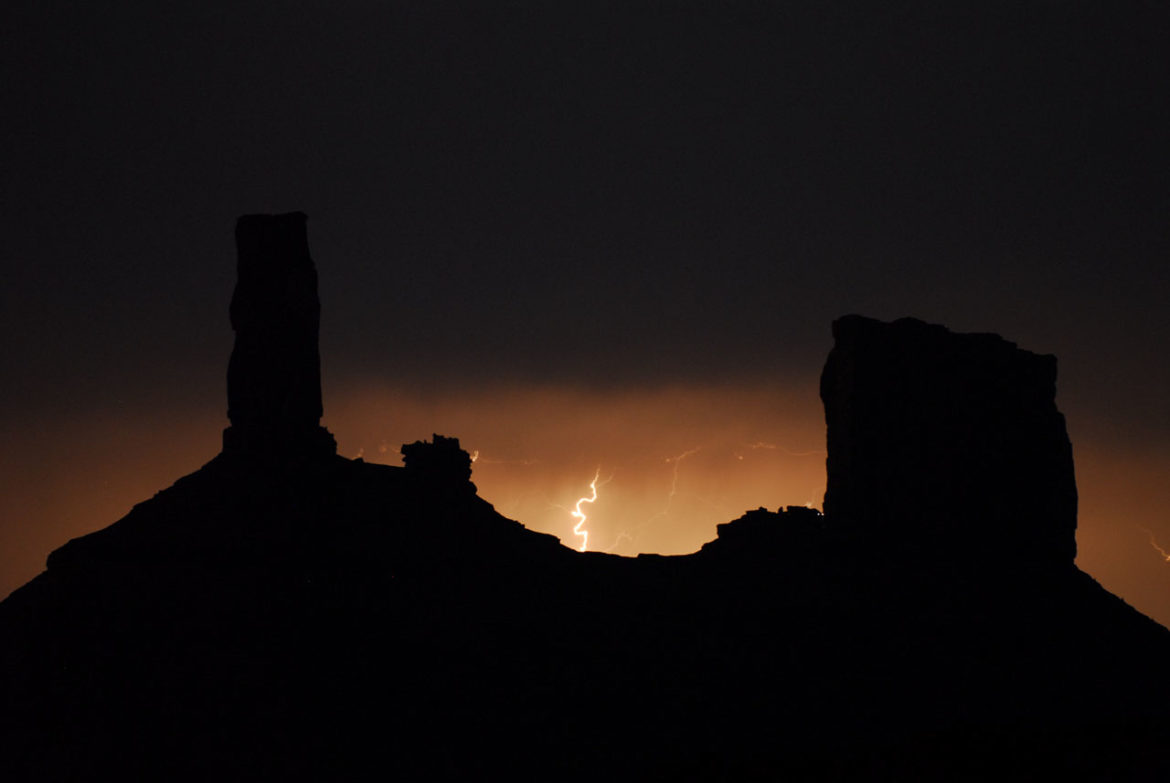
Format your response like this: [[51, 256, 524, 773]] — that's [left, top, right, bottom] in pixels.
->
[[3, 2, 1169, 619]]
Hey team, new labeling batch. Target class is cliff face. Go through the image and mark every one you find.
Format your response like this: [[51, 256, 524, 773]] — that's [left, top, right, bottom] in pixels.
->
[[821, 315, 1078, 569], [1, 218, 1167, 781]]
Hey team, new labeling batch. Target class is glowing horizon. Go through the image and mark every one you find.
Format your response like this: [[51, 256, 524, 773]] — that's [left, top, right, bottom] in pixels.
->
[[2, 380, 1168, 632]]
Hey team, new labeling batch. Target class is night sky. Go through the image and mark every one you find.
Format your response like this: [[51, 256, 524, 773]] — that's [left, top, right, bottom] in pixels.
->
[[3, 2, 1169, 624]]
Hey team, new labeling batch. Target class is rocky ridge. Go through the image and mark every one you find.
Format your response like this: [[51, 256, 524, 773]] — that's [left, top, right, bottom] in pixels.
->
[[2, 215, 1167, 781]]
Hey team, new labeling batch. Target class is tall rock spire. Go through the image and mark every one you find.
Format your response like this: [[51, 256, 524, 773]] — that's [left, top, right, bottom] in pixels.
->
[[222, 212, 336, 458]]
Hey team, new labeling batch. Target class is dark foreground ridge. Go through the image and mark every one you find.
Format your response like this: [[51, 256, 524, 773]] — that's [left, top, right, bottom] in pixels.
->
[[3, 216, 1169, 781]]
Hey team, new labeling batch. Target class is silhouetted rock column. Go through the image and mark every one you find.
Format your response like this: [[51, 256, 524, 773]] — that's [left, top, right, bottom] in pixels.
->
[[222, 212, 336, 459], [820, 315, 1077, 569]]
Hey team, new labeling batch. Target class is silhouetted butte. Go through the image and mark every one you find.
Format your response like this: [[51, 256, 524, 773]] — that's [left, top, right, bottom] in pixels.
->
[[821, 315, 1078, 569]]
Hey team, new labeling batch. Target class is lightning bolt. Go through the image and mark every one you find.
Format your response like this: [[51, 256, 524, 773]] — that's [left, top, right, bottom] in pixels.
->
[[1142, 527, 1170, 563], [743, 441, 826, 457], [656, 447, 701, 519], [604, 530, 636, 553], [570, 469, 602, 552], [605, 447, 702, 551]]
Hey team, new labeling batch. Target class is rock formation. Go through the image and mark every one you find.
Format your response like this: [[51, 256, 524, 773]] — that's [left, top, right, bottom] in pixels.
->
[[1, 219, 1168, 781], [401, 434, 475, 484], [821, 315, 1078, 569], [223, 212, 336, 458]]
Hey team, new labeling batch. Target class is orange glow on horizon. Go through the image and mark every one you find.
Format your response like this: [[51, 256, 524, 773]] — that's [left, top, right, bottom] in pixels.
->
[[324, 381, 831, 556], [3, 382, 1170, 635]]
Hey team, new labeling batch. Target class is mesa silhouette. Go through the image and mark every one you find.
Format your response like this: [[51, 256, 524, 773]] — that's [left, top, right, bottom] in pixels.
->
[[2, 214, 1168, 781]]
